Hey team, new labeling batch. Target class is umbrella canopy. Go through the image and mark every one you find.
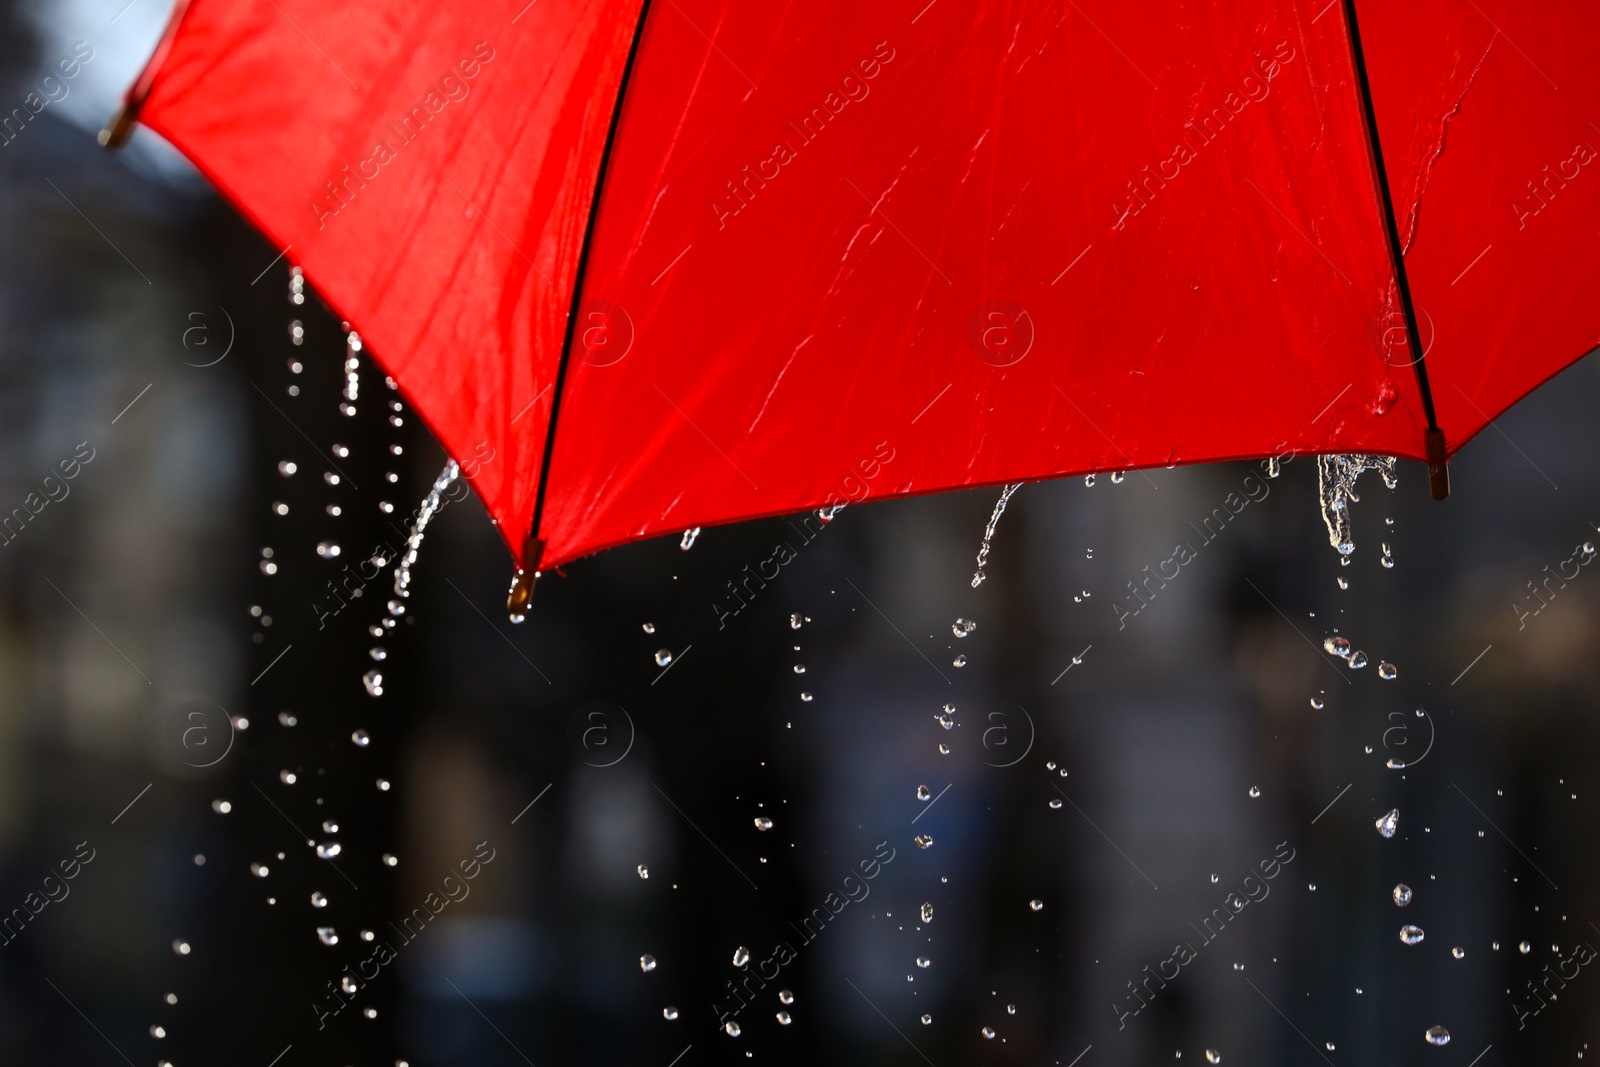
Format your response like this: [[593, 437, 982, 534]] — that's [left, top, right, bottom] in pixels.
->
[[114, 0, 1599, 578]]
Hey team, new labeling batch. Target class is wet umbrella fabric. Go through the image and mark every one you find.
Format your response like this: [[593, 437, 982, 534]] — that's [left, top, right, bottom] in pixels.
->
[[119, 0, 1600, 572]]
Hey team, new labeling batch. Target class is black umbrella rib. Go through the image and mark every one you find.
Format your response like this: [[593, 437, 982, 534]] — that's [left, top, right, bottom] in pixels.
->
[[528, 0, 659, 561], [1337, 0, 1450, 498]]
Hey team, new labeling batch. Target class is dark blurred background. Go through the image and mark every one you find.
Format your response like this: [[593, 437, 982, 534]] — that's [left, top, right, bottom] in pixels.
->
[[2, 3, 1599, 1066]]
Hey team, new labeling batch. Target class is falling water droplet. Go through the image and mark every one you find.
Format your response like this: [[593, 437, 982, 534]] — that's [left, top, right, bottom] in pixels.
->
[[914, 834, 933, 849], [800, 692, 813, 702], [663, 1006, 678, 1020], [732, 946, 750, 968], [1029, 899, 1044, 912], [754, 817, 773, 831], [1399, 925, 1425, 945], [1519, 941, 1532, 954], [278, 460, 297, 477], [351, 729, 370, 747], [778, 990, 794, 1005], [916, 957, 931, 969], [316, 842, 342, 859], [316, 541, 341, 559], [392, 462, 460, 612], [1378, 662, 1397, 680], [642, 622, 655, 634], [1380, 542, 1394, 569], [317, 927, 338, 946], [279, 771, 297, 785], [1424, 1025, 1451, 1046], [793, 664, 806, 674], [1206, 1050, 1221, 1064], [1348, 650, 1369, 669], [212, 799, 232, 814], [1248, 786, 1261, 798], [311, 892, 328, 909], [1048, 798, 1062, 809], [981, 1026, 997, 1039], [251, 863, 269, 878], [655, 649, 673, 667], [679, 527, 700, 551], [920, 1014, 933, 1025], [916, 785, 932, 801], [724, 1021, 741, 1037], [1452, 946, 1465, 959], [1393, 884, 1413, 906], [920, 902, 934, 924], [1376, 809, 1399, 838], [1309, 697, 1324, 709], [952, 655, 967, 667], [1317, 455, 1396, 558], [789, 613, 805, 629], [362, 670, 384, 697], [1323, 636, 1351, 657], [971, 483, 1022, 587], [382, 853, 398, 867], [1111, 471, 1126, 484], [952, 618, 977, 638], [639, 954, 657, 973], [369, 646, 387, 662], [776, 1010, 792, 1026]]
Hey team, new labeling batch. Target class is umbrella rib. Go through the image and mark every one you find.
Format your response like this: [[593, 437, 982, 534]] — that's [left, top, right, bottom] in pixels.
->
[[528, 0, 659, 562], [1337, 0, 1445, 456]]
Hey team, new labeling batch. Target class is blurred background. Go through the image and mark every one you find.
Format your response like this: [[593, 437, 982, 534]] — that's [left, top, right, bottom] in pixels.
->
[[2, 2, 1599, 1065]]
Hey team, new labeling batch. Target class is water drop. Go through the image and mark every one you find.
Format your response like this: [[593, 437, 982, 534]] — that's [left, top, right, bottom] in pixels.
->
[[1348, 650, 1369, 669], [351, 729, 370, 747], [1393, 883, 1412, 906], [914, 834, 933, 849], [1519, 941, 1531, 954], [952, 655, 966, 667], [1029, 899, 1044, 912], [1376, 809, 1399, 838], [1424, 1025, 1450, 1047], [321, 820, 339, 834], [920, 1014, 933, 1025], [369, 646, 387, 662], [1400, 925, 1425, 945], [793, 664, 806, 674], [971, 483, 1022, 587], [778, 990, 794, 1005], [1206, 1051, 1221, 1064], [663, 1007, 679, 1020], [724, 1021, 741, 1037], [1378, 661, 1397, 680], [1309, 697, 1324, 709], [1111, 471, 1126, 483], [800, 692, 813, 702], [916, 957, 931, 969], [362, 670, 384, 697], [789, 613, 805, 629], [776, 1010, 792, 1026], [1248, 786, 1260, 798], [316, 842, 341, 859], [1048, 798, 1062, 809], [150, 1025, 166, 1038], [639, 954, 657, 973], [679, 527, 700, 551], [753, 817, 773, 831], [916, 785, 932, 801], [642, 622, 655, 634], [1323, 636, 1351, 657], [278, 460, 297, 477], [317, 927, 338, 946], [311, 892, 328, 909], [938, 743, 950, 755], [638, 864, 649, 879], [251, 863, 269, 878], [1336, 575, 1348, 590], [1452, 946, 1465, 959], [212, 799, 232, 814], [382, 853, 398, 867], [316, 541, 341, 560], [279, 770, 297, 785], [1317, 455, 1395, 558], [952, 618, 977, 638], [1380, 542, 1394, 569], [920, 902, 934, 924], [654, 649, 673, 667], [982, 1026, 997, 1039], [733, 946, 750, 968]]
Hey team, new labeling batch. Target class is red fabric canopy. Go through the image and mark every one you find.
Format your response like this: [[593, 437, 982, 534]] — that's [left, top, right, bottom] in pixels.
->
[[127, 0, 1600, 570]]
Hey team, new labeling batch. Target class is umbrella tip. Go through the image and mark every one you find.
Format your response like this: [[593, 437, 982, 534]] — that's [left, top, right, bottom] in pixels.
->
[[98, 104, 137, 149], [506, 536, 545, 622], [1425, 428, 1450, 500]]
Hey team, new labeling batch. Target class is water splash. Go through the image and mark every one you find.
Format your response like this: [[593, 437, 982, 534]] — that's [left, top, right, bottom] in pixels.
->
[[971, 483, 1023, 588], [393, 461, 460, 605], [1317, 455, 1396, 557], [679, 526, 700, 551]]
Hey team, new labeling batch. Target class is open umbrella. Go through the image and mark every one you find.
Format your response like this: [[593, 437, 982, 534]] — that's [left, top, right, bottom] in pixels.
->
[[106, 0, 1600, 609]]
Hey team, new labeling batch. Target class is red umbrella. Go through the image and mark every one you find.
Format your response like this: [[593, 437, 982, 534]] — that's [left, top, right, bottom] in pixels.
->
[[108, 0, 1599, 609]]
